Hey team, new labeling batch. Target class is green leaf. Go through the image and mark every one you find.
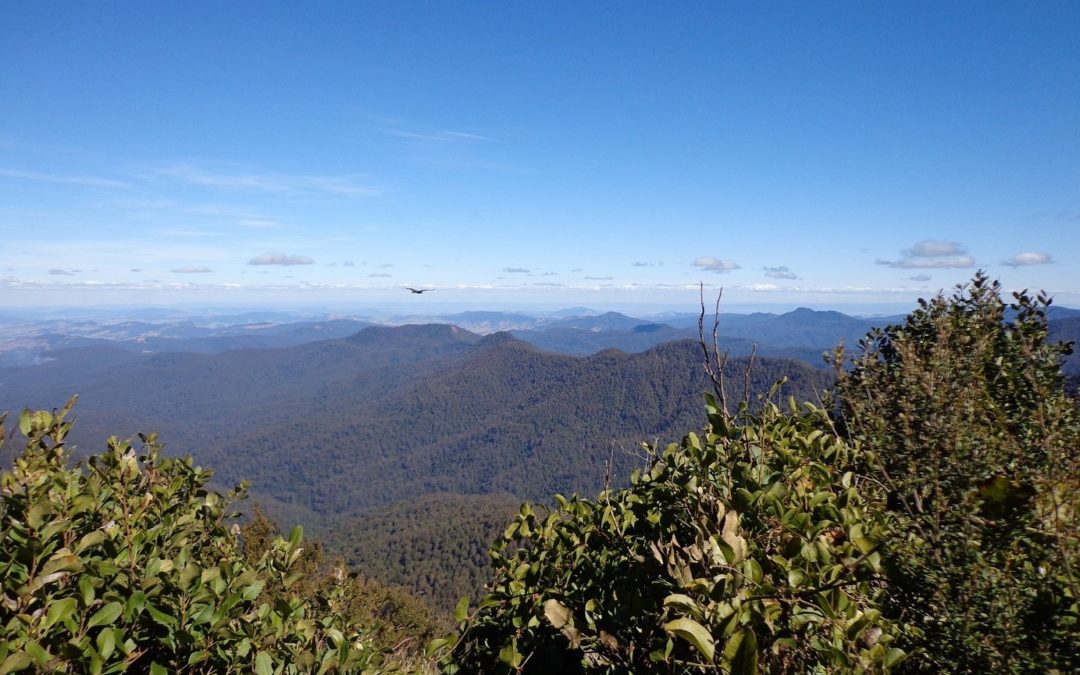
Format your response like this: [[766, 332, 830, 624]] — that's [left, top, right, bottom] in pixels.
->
[[41, 554, 83, 577], [498, 639, 522, 668], [453, 597, 469, 623], [26, 502, 52, 530], [254, 651, 273, 675], [0, 651, 33, 675], [42, 597, 76, 631], [76, 530, 107, 553], [287, 525, 303, 547], [729, 627, 758, 674], [883, 647, 906, 669], [663, 593, 703, 619], [664, 617, 715, 663], [96, 628, 116, 660], [79, 576, 95, 606], [87, 601, 123, 629]]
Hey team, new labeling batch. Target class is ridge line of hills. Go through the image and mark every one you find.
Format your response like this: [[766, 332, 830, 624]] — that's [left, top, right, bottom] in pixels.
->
[[2, 306, 1078, 610]]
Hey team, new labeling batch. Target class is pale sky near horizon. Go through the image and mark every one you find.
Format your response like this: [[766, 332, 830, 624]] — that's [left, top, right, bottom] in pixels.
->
[[1, 2, 1078, 312]]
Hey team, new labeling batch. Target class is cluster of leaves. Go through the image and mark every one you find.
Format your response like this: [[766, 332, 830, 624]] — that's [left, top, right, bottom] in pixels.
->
[[435, 396, 903, 673], [837, 272, 1080, 672], [0, 399, 383, 674]]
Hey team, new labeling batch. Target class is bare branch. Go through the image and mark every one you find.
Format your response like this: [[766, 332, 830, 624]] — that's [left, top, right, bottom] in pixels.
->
[[698, 283, 730, 421]]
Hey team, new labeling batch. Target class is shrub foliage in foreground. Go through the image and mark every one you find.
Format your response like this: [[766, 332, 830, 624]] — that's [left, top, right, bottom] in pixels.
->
[[0, 400, 381, 674], [837, 273, 1080, 672], [437, 397, 903, 673]]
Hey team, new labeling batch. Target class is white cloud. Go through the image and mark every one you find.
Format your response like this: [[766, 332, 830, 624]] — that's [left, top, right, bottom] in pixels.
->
[[763, 266, 798, 280], [879, 240, 974, 269], [906, 240, 966, 258], [248, 253, 315, 266], [1002, 252, 1053, 267], [694, 256, 740, 273]]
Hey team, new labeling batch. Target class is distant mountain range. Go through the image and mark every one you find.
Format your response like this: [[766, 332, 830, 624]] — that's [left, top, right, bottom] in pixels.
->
[[2, 304, 1076, 610], [0, 305, 904, 367]]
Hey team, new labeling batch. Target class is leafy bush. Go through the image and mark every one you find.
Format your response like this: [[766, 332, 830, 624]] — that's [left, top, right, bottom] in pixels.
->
[[836, 272, 1080, 672], [436, 397, 902, 673], [0, 399, 383, 674]]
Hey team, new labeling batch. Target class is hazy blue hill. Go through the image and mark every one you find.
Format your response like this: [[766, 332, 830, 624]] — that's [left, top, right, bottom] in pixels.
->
[[0, 316, 375, 365], [509, 323, 689, 356], [548, 306, 599, 318], [547, 311, 654, 331], [438, 310, 542, 327], [1047, 306, 1080, 320]]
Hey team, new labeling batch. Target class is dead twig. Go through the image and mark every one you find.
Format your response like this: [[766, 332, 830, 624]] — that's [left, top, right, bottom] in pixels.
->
[[699, 283, 730, 421]]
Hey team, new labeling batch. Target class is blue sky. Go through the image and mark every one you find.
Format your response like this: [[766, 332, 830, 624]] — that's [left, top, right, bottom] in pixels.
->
[[1, 2, 1078, 313]]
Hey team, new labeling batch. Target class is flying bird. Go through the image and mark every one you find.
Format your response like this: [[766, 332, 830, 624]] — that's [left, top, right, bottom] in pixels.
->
[[405, 287, 434, 294]]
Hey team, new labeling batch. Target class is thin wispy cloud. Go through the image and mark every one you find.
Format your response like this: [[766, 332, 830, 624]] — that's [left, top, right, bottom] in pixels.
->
[[763, 266, 798, 280], [0, 168, 130, 189], [388, 129, 495, 143], [694, 256, 740, 273], [248, 253, 315, 266], [153, 163, 381, 197], [1002, 252, 1053, 267], [877, 240, 974, 269], [503, 267, 530, 273], [48, 268, 75, 276], [368, 272, 392, 278], [909, 273, 932, 282], [585, 275, 613, 281], [171, 267, 213, 274]]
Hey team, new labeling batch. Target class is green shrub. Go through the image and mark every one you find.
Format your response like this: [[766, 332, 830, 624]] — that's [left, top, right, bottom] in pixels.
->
[[436, 397, 902, 673], [837, 272, 1080, 672], [0, 399, 383, 674]]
